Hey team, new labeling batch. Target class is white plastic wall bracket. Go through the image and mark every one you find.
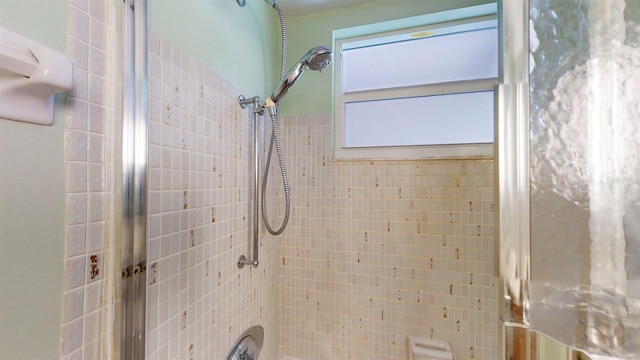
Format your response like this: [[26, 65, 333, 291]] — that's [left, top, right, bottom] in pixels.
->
[[0, 26, 73, 126]]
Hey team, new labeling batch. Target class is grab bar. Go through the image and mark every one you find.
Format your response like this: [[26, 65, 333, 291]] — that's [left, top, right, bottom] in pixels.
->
[[237, 95, 262, 268]]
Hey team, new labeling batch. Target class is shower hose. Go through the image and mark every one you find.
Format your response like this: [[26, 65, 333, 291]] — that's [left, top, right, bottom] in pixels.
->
[[262, 1, 290, 235]]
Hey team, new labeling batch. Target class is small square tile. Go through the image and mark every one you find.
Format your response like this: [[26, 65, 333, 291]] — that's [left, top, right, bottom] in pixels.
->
[[66, 194, 87, 225], [87, 133, 104, 163], [60, 317, 83, 356], [62, 287, 84, 322], [64, 256, 86, 290], [86, 222, 104, 253], [65, 129, 87, 162], [66, 162, 87, 193], [87, 193, 104, 223], [65, 224, 86, 258], [69, 4, 89, 43]]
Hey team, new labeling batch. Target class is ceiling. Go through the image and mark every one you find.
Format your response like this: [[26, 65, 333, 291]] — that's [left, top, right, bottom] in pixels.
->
[[273, 0, 376, 16]]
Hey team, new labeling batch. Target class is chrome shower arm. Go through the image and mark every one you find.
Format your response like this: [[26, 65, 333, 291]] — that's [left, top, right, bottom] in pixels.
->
[[238, 95, 264, 115]]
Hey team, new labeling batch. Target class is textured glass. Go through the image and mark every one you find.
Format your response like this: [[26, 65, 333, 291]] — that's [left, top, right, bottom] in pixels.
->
[[344, 91, 493, 147], [342, 27, 498, 93], [529, 0, 640, 357]]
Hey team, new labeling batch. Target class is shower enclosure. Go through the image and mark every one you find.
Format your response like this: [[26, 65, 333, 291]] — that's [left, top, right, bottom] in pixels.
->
[[102, 0, 640, 359], [497, 0, 640, 358]]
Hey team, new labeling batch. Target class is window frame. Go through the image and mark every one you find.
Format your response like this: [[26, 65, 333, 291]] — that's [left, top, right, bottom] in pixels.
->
[[332, 4, 498, 161]]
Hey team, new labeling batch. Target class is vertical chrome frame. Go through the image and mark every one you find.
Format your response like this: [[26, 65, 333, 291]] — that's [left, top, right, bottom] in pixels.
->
[[496, 0, 530, 359], [497, 3, 607, 359], [122, 0, 148, 359]]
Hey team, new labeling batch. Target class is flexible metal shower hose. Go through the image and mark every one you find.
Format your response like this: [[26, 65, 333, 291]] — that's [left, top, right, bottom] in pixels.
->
[[261, 1, 290, 235]]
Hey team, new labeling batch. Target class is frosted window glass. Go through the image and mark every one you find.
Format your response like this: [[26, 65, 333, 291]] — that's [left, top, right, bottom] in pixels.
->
[[344, 91, 493, 147], [342, 28, 498, 93]]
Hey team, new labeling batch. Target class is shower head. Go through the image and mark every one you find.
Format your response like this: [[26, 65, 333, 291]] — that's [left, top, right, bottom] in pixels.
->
[[306, 46, 333, 71], [267, 46, 333, 105]]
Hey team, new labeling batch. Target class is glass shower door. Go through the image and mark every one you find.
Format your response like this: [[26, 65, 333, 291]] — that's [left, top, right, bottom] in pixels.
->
[[498, 0, 640, 358], [528, 0, 640, 357]]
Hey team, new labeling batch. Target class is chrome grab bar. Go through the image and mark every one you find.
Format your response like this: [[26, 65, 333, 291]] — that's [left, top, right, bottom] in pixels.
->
[[237, 95, 262, 268]]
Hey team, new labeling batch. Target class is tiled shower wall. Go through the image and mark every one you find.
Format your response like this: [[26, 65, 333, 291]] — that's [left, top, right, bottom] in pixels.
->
[[144, 32, 279, 359], [278, 115, 497, 360], [61, 0, 114, 358]]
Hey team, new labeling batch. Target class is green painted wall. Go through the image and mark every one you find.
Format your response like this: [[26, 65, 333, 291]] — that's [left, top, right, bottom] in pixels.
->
[[281, 0, 495, 116], [149, 0, 281, 97], [0, 0, 67, 359], [0, 0, 66, 52]]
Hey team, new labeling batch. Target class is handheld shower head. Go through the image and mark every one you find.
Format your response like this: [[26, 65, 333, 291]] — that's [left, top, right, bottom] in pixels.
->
[[305, 46, 332, 71], [267, 46, 332, 105]]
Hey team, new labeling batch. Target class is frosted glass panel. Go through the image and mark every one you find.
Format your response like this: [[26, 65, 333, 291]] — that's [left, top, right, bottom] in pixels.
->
[[344, 91, 493, 147], [342, 27, 497, 93], [529, 0, 640, 357]]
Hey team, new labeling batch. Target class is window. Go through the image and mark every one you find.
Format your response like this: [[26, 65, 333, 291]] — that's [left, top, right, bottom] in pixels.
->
[[333, 4, 498, 160]]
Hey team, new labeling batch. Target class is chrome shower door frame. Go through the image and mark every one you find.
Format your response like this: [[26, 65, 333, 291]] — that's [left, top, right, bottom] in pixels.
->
[[496, 0, 531, 357], [121, 0, 148, 359], [496, 1, 618, 359]]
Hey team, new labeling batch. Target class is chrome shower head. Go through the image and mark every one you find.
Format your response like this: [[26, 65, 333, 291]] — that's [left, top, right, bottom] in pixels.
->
[[268, 46, 333, 104], [306, 46, 332, 71]]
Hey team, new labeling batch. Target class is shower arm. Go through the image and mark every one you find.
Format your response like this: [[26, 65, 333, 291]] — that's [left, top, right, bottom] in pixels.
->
[[239, 96, 277, 126], [240, 94, 276, 115], [238, 95, 262, 268], [239, 94, 263, 113]]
